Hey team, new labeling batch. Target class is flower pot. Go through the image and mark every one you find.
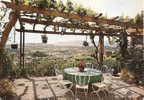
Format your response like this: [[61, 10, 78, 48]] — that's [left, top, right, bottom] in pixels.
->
[[42, 39, 47, 43], [112, 67, 119, 76], [11, 44, 18, 49], [79, 66, 85, 72], [83, 41, 89, 47], [41, 35, 48, 43], [78, 61, 86, 72]]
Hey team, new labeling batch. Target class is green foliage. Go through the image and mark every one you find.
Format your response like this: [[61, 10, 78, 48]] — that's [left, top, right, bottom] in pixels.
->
[[0, 3, 8, 21], [107, 36, 117, 45], [111, 51, 122, 60], [22, 0, 112, 28], [24, 58, 69, 76], [65, 0, 74, 13], [35, 0, 49, 9], [103, 58, 120, 69], [112, 31, 128, 70], [118, 46, 144, 84], [57, 0, 66, 12], [104, 51, 122, 69], [31, 51, 47, 57], [89, 34, 100, 65], [0, 50, 13, 78], [110, 37, 144, 83], [11, 52, 99, 77], [23, 0, 97, 17], [125, 47, 144, 77], [106, 51, 112, 57], [12, 54, 77, 77], [119, 11, 143, 26], [74, 55, 94, 61], [134, 11, 143, 26], [75, 4, 87, 16]]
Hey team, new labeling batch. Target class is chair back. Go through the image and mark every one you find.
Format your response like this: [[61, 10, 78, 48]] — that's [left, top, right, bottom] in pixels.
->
[[94, 64, 108, 73], [55, 68, 61, 76], [54, 64, 64, 81], [54, 64, 61, 75], [92, 63, 99, 70], [86, 63, 93, 69], [75, 74, 90, 86]]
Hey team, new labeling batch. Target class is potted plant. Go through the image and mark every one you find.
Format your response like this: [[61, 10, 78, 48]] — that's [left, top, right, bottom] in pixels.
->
[[83, 41, 89, 47], [77, 61, 86, 72], [41, 34, 48, 43], [11, 43, 18, 49]]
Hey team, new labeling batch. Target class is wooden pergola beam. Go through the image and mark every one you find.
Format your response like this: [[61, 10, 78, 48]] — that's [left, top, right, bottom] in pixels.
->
[[2, 1, 135, 27], [16, 29, 118, 36], [20, 18, 122, 32], [0, 10, 18, 50], [98, 33, 104, 66], [16, 29, 142, 37]]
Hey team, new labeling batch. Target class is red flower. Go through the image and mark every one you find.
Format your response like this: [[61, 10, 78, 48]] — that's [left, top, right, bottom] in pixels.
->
[[79, 61, 86, 67], [78, 61, 86, 72]]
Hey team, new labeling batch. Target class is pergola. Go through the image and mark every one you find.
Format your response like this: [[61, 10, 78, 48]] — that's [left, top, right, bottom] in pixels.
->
[[0, 0, 143, 69]]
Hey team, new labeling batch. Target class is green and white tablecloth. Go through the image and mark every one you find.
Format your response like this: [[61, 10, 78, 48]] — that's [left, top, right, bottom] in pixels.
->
[[63, 67, 103, 85]]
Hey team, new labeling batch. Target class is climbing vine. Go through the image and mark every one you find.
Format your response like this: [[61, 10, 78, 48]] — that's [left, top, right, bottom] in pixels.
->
[[21, 0, 98, 27], [89, 34, 99, 64]]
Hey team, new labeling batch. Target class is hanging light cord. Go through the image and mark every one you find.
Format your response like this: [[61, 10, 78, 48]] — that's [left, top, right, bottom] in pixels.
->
[[14, 27, 16, 43], [86, 35, 88, 41]]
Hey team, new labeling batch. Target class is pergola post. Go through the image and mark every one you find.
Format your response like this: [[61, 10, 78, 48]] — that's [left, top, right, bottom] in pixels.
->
[[19, 24, 25, 75], [0, 1, 18, 78], [98, 32, 104, 67], [119, 30, 128, 58]]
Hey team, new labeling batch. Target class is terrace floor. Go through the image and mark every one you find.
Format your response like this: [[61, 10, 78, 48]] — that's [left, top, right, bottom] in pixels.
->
[[12, 75, 144, 100]]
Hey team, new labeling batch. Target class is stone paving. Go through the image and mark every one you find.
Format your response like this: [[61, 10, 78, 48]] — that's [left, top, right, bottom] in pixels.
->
[[13, 76, 144, 100]]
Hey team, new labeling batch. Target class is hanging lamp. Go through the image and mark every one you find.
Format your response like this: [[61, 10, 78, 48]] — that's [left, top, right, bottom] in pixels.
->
[[41, 34, 48, 43], [11, 27, 18, 50], [83, 35, 89, 47]]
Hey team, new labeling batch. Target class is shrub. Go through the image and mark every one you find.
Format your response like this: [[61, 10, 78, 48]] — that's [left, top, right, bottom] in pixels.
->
[[0, 50, 13, 78], [31, 51, 47, 57], [124, 46, 144, 84], [74, 55, 94, 62]]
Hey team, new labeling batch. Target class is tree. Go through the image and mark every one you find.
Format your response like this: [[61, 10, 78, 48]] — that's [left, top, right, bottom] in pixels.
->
[[135, 11, 143, 27]]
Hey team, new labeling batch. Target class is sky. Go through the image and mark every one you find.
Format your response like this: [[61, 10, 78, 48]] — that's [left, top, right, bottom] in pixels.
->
[[62, 0, 143, 18], [83, 0, 142, 17], [1, 0, 143, 17], [0, 0, 143, 45]]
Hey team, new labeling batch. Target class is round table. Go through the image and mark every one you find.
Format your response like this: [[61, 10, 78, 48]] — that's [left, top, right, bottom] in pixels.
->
[[63, 67, 103, 85]]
